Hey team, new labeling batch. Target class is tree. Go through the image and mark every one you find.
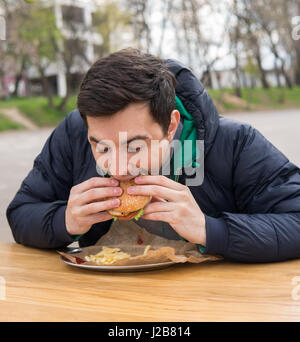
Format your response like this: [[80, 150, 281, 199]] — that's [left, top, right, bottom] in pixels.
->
[[232, 0, 270, 89], [229, 0, 243, 97], [1, 0, 32, 97], [243, 0, 293, 88], [165, 0, 231, 87], [92, 0, 132, 58], [126, 0, 152, 52], [278, 0, 300, 86], [20, 4, 61, 106]]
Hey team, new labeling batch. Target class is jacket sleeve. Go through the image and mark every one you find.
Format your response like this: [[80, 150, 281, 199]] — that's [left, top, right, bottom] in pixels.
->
[[203, 124, 300, 262], [6, 115, 77, 249]]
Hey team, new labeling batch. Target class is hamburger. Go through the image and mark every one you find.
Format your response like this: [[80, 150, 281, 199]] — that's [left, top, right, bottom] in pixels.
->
[[107, 178, 152, 221]]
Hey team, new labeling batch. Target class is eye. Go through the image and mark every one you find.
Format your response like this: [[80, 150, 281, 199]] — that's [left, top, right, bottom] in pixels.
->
[[96, 145, 111, 153], [128, 146, 141, 153]]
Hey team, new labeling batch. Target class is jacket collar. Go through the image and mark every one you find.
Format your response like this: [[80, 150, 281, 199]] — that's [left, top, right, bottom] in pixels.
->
[[164, 58, 220, 160]]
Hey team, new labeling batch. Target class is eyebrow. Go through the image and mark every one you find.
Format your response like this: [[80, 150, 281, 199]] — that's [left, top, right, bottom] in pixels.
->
[[89, 135, 151, 145]]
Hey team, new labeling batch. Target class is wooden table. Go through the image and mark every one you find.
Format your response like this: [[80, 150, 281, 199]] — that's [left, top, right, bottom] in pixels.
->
[[0, 242, 300, 322]]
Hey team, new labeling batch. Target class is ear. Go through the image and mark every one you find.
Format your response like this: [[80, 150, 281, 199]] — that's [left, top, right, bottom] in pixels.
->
[[167, 110, 181, 142]]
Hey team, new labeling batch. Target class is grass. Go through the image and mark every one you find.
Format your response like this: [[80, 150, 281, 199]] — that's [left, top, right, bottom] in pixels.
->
[[208, 86, 300, 113], [0, 95, 77, 127], [0, 87, 300, 132], [0, 113, 24, 132]]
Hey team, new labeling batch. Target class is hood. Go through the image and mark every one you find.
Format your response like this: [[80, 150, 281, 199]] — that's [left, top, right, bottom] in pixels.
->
[[164, 58, 220, 160]]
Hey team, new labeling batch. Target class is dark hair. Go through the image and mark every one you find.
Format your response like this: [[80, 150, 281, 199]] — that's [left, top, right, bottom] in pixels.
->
[[77, 47, 178, 135]]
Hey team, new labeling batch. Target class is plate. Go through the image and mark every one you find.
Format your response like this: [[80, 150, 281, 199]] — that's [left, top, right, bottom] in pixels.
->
[[59, 248, 176, 272]]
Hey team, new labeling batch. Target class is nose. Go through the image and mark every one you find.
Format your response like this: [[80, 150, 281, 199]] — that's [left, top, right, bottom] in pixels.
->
[[110, 149, 127, 177], [96, 146, 142, 179], [108, 148, 139, 180]]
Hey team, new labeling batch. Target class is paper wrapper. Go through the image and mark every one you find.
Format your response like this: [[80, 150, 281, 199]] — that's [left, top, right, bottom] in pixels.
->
[[58, 219, 223, 266]]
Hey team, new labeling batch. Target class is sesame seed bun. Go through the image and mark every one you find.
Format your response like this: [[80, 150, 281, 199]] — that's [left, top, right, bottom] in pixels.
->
[[107, 178, 151, 220]]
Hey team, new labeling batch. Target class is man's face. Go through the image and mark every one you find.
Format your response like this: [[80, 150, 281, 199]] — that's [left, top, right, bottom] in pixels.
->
[[87, 102, 180, 181]]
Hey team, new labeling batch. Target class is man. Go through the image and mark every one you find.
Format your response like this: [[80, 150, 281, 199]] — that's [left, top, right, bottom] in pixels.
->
[[6, 48, 300, 262]]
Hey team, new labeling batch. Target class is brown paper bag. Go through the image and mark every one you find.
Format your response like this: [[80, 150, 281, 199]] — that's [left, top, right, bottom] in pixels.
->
[[58, 219, 223, 266]]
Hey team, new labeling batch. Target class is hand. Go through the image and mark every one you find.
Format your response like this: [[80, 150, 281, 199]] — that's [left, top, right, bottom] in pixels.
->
[[65, 177, 122, 235], [127, 175, 206, 245]]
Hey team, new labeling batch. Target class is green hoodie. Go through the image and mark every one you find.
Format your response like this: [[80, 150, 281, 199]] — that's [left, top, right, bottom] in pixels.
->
[[162, 95, 205, 253], [172, 95, 201, 177]]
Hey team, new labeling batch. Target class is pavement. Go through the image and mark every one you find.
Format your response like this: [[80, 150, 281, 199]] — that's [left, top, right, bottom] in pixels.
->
[[224, 108, 300, 167], [0, 128, 54, 242], [0, 108, 300, 243], [1, 107, 39, 130]]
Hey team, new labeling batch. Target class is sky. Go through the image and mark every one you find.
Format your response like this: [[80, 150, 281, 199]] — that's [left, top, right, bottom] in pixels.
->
[[145, 0, 278, 73]]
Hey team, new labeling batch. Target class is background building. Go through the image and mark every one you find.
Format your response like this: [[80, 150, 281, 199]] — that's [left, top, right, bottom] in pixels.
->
[[27, 0, 103, 97]]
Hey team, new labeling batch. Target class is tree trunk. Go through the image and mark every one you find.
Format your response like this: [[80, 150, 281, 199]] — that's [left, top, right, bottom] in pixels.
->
[[234, 50, 242, 97], [201, 67, 213, 88], [294, 49, 300, 86], [0, 68, 8, 98], [274, 60, 282, 88], [234, 69, 242, 97], [57, 91, 70, 112], [266, 28, 293, 88], [56, 70, 71, 112], [295, 3, 300, 85], [181, 0, 193, 67], [39, 66, 54, 109], [255, 51, 270, 89], [12, 58, 26, 97], [157, 0, 173, 57], [280, 61, 293, 89], [233, 0, 242, 98]]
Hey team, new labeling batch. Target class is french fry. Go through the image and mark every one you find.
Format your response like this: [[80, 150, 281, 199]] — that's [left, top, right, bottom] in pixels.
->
[[85, 246, 130, 264], [143, 245, 151, 255]]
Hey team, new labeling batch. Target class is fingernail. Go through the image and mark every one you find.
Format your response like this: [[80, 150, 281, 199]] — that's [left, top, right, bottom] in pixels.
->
[[114, 187, 122, 194], [127, 186, 135, 194], [112, 199, 120, 206], [110, 179, 118, 185]]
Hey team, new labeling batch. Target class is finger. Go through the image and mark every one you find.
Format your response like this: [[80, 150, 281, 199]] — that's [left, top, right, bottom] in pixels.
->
[[134, 175, 185, 191], [78, 186, 122, 205], [141, 211, 172, 223], [150, 196, 167, 203], [72, 177, 119, 195], [82, 211, 114, 226], [75, 198, 120, 216], [143, 201, 173, 215], [127, 184, 179, 202]]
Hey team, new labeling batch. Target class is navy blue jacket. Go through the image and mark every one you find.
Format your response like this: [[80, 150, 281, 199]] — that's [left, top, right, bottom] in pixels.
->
[[6, 59, 300, 262]]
